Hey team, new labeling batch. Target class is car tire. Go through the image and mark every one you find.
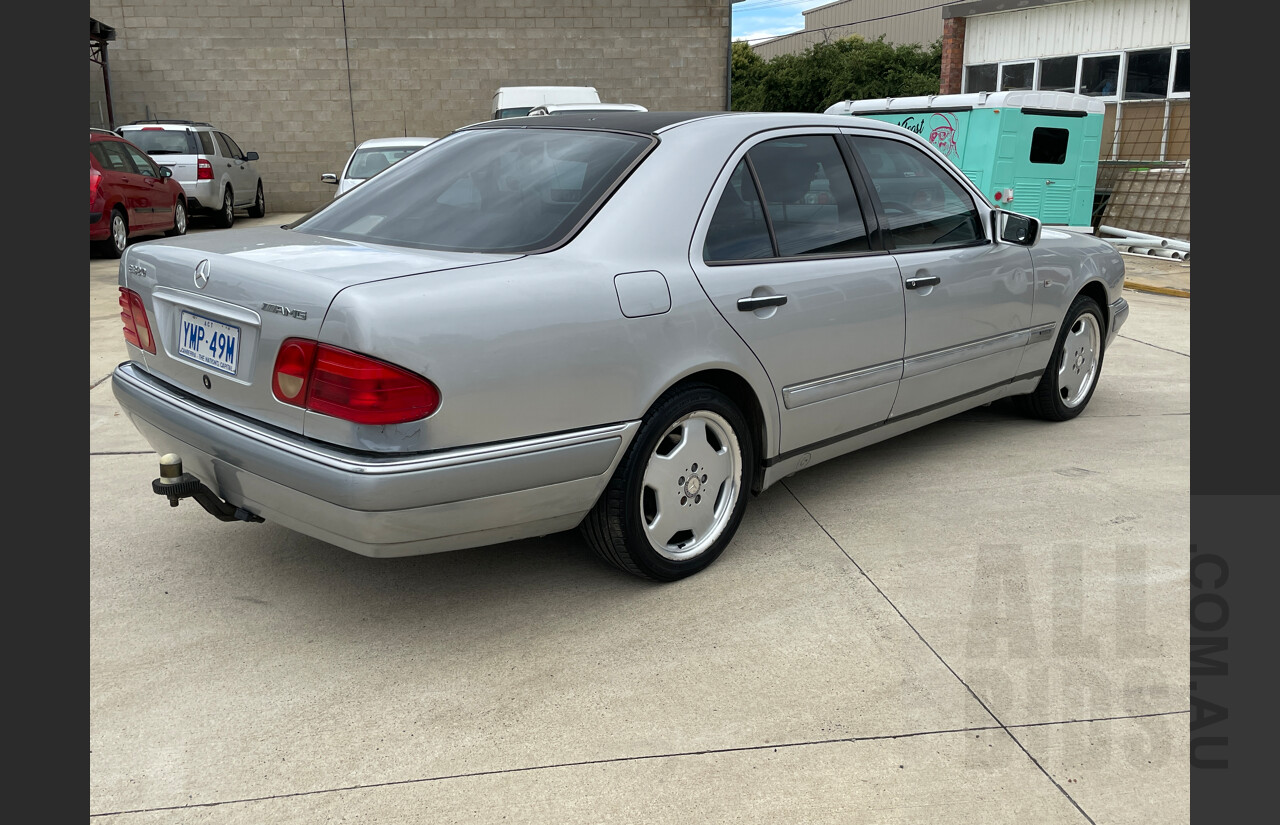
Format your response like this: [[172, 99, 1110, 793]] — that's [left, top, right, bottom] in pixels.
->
[[214, 187, 235, 228], [100, 208, 129, 258], [166, 198, 188, 237], [1016, 294, 1106, 421], [581, 385, 754, 581], [247, 181, 265, 218]]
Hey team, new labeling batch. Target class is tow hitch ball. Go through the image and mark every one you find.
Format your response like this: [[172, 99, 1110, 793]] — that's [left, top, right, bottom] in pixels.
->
[[151, 453, 264, 523]]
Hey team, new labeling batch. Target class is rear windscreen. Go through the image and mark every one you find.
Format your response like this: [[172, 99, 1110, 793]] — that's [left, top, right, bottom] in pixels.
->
[[293, 128, 653, 253], [120, 128, 198, 155]]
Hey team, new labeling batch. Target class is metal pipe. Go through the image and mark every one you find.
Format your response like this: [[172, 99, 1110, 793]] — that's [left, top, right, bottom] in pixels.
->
[[1098, 225, 1191, 251]]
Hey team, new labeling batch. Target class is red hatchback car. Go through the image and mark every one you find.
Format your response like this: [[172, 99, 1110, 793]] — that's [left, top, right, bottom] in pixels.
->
[[90, 129, 188, 258]]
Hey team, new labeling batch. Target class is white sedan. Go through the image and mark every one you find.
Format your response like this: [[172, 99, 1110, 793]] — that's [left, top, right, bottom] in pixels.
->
[[321, 136, 437, 197]]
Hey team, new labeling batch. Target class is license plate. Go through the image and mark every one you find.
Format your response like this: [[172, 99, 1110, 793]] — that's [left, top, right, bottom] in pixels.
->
[[178, 311, 240, 375]]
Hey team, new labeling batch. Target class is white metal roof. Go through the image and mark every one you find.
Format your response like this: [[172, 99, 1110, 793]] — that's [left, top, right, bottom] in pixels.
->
[[825, 91, 1105, 116]]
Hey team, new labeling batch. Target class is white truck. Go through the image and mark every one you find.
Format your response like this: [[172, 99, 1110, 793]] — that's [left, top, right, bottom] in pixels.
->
[[491, 86, 601, 119]]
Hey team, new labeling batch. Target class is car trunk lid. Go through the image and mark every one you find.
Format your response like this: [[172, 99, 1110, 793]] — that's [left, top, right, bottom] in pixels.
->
[[122, 226, 520, 435]]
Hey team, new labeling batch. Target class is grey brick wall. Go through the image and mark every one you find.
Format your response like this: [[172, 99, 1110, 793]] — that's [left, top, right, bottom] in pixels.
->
[[89, 0, 732, 212]]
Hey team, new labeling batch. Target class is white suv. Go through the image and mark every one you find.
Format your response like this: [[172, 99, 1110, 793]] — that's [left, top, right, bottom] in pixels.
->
[[117, 120, 264, 228]]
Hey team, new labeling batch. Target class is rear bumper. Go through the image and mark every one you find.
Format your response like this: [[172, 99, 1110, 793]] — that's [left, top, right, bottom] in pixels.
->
[[111, 361, 637, 557], [179, 181, 219, 211]]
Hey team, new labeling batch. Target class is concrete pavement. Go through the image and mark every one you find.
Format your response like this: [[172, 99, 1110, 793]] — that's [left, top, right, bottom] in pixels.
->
[[90, 217, 1190, 823]]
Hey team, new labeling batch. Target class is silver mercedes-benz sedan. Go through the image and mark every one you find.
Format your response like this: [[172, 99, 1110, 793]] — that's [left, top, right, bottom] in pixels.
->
[[112, 111, 1128, 581]]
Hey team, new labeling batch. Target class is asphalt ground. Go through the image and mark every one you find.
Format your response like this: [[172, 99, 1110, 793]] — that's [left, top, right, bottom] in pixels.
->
[[91, 216, 1190, 823]]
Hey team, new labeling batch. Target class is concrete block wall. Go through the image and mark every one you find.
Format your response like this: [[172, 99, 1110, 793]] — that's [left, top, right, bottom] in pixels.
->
[[89, 0, 731, 212]]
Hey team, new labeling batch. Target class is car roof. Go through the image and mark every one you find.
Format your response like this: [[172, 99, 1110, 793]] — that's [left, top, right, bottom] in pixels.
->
[[469, 111, 730, 135], [464, 110, 911, 138], [355, 137, 438, 149]]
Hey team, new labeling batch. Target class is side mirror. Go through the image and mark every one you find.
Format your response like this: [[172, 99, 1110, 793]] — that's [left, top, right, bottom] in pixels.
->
[[244, 151, 259, 161], [992, 210, 1040, 246], [158, 166, 173, 179], [320, 173, 338, 185]]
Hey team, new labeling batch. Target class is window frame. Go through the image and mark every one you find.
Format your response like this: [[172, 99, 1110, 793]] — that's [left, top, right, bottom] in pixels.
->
[[998, 61, 1037, 92], [700, 130, 885, 267], [1170, 46, 1191, 99]]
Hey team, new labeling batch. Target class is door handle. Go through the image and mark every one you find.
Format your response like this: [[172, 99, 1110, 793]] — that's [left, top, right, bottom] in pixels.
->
[[905, 276, 940, 290], [737, 294, 788, 311]]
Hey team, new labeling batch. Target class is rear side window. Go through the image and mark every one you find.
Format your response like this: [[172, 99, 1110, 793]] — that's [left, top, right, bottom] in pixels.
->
[[704, 135, 871, 263], [197, 131, 215, 154], [122, 128, 197, 155], [703, 160, 773, 261], [849, 136, 983, 251], [294, 128, 653, 253], [748, 136, 870, 258]]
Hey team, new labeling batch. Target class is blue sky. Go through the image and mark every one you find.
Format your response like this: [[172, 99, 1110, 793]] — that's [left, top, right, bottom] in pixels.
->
[[732, 0, 834, 45]]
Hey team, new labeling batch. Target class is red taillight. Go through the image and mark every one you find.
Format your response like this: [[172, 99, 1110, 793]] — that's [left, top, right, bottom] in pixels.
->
[[90, 168, 102, 206], [271, 339, 440, 425], [197, 158, 213, 180], [119, 288, 156, 354]]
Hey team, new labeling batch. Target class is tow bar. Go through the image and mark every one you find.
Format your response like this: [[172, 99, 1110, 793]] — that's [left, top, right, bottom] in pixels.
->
[[151, 453, 265, 523]]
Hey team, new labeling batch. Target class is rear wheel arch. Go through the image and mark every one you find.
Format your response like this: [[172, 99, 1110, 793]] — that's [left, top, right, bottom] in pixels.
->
[[653, 369, 769, 494]]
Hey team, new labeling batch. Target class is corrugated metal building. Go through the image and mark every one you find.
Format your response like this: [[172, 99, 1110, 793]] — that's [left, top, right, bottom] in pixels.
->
[[751, 0, 942, 60], [939, 0, 1190, 237]]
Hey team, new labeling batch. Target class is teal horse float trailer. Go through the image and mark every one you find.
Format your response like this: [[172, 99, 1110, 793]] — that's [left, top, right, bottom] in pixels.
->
[[824, 91, 1105, 233]]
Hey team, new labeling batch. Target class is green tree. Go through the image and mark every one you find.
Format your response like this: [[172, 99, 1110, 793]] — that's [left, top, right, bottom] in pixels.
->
[[732, 35, 942, 113]]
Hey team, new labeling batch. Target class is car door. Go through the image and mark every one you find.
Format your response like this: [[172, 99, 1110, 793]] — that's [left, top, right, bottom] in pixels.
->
[[215, 132, 254, 207], [691, 131, 905, 457], [845, 132, 1036, 419], [97, 140, 151, 230], [120, 143, 174, 232]]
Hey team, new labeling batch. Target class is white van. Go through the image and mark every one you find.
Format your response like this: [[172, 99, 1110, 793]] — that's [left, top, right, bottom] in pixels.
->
[[491, 86, 600, 119]]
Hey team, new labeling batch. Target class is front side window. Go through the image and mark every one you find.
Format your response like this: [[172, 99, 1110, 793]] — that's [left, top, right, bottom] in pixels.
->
[[850, 136, 982, 252], [293, 128, 652, 253], [746, 136, 870, 259], [122, 144, 160, 176], [214, 132, 237, 159], [223, 134, 246, 158]]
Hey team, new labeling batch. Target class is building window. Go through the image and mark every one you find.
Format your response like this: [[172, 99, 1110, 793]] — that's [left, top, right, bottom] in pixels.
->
[[1172, 48, 1191, 96], [1000, 62, 1035, 91], [1124, 48, 1172, 100], [1080, 54, 1121, 97], [1038, 56, 1078, 92], [965, 64, 997, 93]]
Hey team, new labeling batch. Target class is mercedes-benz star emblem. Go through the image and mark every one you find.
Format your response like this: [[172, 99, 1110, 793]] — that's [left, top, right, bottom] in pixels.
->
[[194, 259, 211, 290]]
